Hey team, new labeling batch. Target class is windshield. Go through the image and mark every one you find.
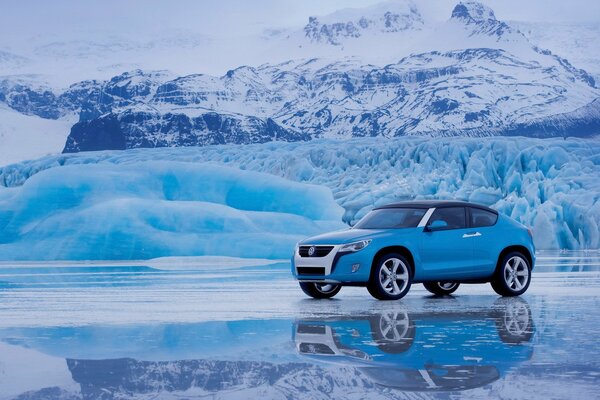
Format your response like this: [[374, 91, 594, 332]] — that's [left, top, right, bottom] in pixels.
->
[[353, 208, 427, 229]]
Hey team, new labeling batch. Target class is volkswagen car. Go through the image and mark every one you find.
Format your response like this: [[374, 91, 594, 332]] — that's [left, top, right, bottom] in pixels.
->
[[292, 200, 534, 300]]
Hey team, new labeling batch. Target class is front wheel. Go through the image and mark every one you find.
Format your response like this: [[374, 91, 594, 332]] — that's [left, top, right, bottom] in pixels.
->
[[491, 252, 531, 296], [423, 281, 460, 296], [367, 253, 412, 300], [299, 282, 341, 299], [369, 310, 415, 353]]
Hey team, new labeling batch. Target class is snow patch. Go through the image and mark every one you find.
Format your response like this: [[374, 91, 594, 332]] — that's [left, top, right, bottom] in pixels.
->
[[0, 105, 73, 167]]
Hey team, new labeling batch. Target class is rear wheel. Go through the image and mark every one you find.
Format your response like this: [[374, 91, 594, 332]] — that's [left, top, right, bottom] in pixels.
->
[[367, 253, 412, 300], [494, 297, 534, 344], [491, 252, 531, 296], [299, 282, 341, 299], [423, 281, 460, 296]]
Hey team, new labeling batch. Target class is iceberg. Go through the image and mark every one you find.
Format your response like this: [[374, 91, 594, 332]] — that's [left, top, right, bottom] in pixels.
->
[[0, 162, 345, 260], [0, 136, 599, 259]]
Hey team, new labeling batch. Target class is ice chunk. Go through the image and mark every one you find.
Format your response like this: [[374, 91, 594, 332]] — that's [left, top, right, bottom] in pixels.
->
[[0, 163, 344, 260]]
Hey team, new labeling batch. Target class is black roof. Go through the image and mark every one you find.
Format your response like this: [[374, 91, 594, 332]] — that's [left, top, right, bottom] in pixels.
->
[[375, 200, 498, 214]]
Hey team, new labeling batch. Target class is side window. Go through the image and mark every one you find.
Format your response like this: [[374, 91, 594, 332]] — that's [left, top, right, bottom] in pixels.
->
[[428, 207, 467, 230], [470, 208, 498, 227]]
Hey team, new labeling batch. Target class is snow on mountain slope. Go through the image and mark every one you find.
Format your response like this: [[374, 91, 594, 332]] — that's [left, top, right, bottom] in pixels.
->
[[0, 30, 214, 90], [0, 1, 595, 90], [513, 21, 600, 82], [0, 105, 73, 166], [302, 0, 424, 45], [265, 1, 552, 71], [0, 342, 78, 399], [0, 50, 28, 70], [0, 162, 344, 260], [1, 137, 598, 253]]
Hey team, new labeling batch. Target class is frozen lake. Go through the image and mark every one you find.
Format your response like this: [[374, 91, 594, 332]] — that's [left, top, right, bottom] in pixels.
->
[[1, 251, 599, 399]]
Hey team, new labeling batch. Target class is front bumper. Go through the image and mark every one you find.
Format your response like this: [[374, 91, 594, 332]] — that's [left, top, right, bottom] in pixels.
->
[[291, 244, 373, 283]]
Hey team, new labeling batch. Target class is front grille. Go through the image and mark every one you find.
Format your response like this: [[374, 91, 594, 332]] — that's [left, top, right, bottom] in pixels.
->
[[297, 267, 325, 275], [297, 324, 326, 334], [299, 343, 335, 355], [299, 245, 334, 257]]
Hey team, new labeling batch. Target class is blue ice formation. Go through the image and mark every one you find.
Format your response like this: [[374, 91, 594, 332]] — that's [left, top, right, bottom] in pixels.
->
[[0, 162, 344, 260], [0, 136, 599, 259]]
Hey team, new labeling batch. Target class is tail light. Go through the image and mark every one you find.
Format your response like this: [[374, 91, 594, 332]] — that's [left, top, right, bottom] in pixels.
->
[[527, 228, 533, 239]]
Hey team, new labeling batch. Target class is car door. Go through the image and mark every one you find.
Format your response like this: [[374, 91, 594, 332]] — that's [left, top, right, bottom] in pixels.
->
[[468, 207, 499, 276], [419, 207, 475, 279]]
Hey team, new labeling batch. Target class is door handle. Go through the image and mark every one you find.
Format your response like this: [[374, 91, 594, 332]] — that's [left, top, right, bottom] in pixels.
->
[[462, 232, 481, 238]]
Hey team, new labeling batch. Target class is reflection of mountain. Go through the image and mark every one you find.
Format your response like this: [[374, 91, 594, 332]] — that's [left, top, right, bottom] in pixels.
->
[[16, 358, 403, 400], [67, 358, 314, 398]]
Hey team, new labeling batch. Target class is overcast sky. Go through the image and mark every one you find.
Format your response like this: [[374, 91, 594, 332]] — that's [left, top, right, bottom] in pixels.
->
[[1, 0, 599, 41]]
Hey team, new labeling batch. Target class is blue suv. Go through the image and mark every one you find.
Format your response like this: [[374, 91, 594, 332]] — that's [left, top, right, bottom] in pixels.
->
[[292, 201, 535, 300]]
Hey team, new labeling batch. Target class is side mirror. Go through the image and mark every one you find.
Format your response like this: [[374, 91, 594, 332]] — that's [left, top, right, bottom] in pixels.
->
[[424, 220, 448, 232]]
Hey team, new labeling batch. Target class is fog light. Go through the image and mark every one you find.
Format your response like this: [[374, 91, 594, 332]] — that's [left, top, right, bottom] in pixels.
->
[[352, 263, 360, 273]]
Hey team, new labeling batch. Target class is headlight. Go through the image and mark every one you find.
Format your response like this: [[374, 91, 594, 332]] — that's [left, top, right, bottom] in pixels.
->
[[339, 240, 371, 253]]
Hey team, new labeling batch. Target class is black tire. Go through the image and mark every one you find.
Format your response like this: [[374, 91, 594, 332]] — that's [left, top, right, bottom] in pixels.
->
[[368, 311, 415, 353], [493, 297, 534, 344], [491, 251, 532, 297], [423, 281, 460, 296], [367, 253, 412, 300], [299, 282, 341, 299]]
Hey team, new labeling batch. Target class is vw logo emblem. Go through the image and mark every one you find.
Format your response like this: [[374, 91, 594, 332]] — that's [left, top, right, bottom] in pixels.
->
[[308, 246, 316, 257]]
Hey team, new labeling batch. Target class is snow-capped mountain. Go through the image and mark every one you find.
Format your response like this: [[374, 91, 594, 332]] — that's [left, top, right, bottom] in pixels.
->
[[303, 0, 424, 45], [0, 1, 599, 159], [514, 21, 600, 83]]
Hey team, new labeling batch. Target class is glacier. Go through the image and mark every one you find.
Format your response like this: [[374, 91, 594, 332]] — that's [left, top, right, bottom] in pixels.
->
[[0, 136, 598, 260]]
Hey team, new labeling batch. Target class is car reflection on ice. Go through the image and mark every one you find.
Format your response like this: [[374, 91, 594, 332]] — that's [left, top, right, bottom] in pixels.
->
[[293, 297, 534, 392]]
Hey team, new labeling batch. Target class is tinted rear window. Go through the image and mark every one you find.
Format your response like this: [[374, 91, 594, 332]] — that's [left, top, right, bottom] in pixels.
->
[[353, 208, 427, 229], [428, 207, 467, 230], [470, 207, 498, 227]]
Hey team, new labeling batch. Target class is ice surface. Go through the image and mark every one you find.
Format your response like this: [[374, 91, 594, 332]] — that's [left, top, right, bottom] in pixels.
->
[[0, 162, 344, 260], [1, 137, 598, 253], [0, 254, 600, 399]]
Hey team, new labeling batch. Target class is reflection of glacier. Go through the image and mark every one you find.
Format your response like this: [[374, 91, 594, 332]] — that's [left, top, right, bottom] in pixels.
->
[[0, 137, 599, 259]]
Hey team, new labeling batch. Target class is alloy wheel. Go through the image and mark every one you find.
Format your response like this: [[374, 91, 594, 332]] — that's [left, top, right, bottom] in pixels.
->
[[504, 300, 531, 335], [504, 256, 529, 291], [315, 283, 338, 294], [378, 311, 410, 341], [379, 258, 409, 296], [438, 282, 458, 290]]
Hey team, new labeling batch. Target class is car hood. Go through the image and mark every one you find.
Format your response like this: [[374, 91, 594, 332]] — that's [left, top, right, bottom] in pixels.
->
[[299, 228, 405, 245]]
